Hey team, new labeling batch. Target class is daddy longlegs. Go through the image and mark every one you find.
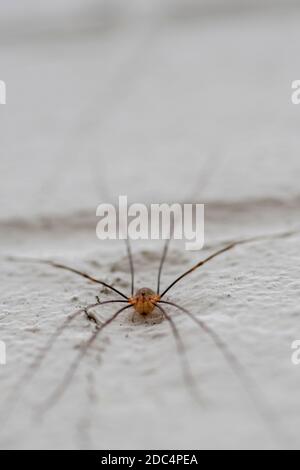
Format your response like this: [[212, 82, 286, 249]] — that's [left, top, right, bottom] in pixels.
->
[[4, 228, 299, 443]]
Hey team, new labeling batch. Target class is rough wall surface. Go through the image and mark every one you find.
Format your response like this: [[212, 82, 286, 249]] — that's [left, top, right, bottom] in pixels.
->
[[0, 1, 300, 449]]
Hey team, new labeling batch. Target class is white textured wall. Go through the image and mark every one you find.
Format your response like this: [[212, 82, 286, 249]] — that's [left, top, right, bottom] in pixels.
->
[[0, 1, 300, 449]]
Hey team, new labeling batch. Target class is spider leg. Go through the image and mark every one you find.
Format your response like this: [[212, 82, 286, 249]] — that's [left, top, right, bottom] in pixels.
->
[[155, 303, 202, 403], [6, 255, 129, 299], [125, 238, 135, 296], [38, 304, 132, 414], [156, 238, 172, 295], [84, 299, 128, 325], [156, 219, 174, 295], [0, 300, 127, 423], [159, 300, 285, 446], [160, 229, 299, 298]]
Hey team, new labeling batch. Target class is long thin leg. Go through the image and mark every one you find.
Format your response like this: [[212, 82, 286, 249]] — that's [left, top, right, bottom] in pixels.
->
[[7, 255, 129, 300], [156, 219, 174, 294], [159, 300, 284, 445], [160, 228, 299, 298], [125, 238, 135, 296], [84, 299, 128, 325], [39, 304, 132, 414], [155, 304, 201, 403], [1, 300, 127, 423], [20, 299, 127, 385], [23, 303, 98, 382], [156, 239, 171, 295]]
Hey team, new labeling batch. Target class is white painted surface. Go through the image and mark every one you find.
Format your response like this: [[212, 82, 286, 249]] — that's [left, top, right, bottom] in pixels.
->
[[1, 1, 300, 449]]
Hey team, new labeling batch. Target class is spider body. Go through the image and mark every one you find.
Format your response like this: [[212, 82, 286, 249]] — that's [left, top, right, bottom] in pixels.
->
[[129, 287, 160, 315]]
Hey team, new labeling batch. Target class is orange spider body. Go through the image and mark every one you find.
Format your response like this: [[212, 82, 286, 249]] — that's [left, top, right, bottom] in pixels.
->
[[129, 288, 160, 315]]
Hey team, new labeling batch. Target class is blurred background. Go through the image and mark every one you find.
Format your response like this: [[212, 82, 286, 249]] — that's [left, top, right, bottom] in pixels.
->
[[1, 0, 300, 450], [1, 0, 300, 219]]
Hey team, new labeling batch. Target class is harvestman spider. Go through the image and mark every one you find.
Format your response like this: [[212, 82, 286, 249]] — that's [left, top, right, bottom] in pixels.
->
[[5, 228, 298, 438]]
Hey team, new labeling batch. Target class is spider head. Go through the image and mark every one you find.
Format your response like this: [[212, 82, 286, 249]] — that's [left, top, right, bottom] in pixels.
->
[[129, 287, 160, 315]]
